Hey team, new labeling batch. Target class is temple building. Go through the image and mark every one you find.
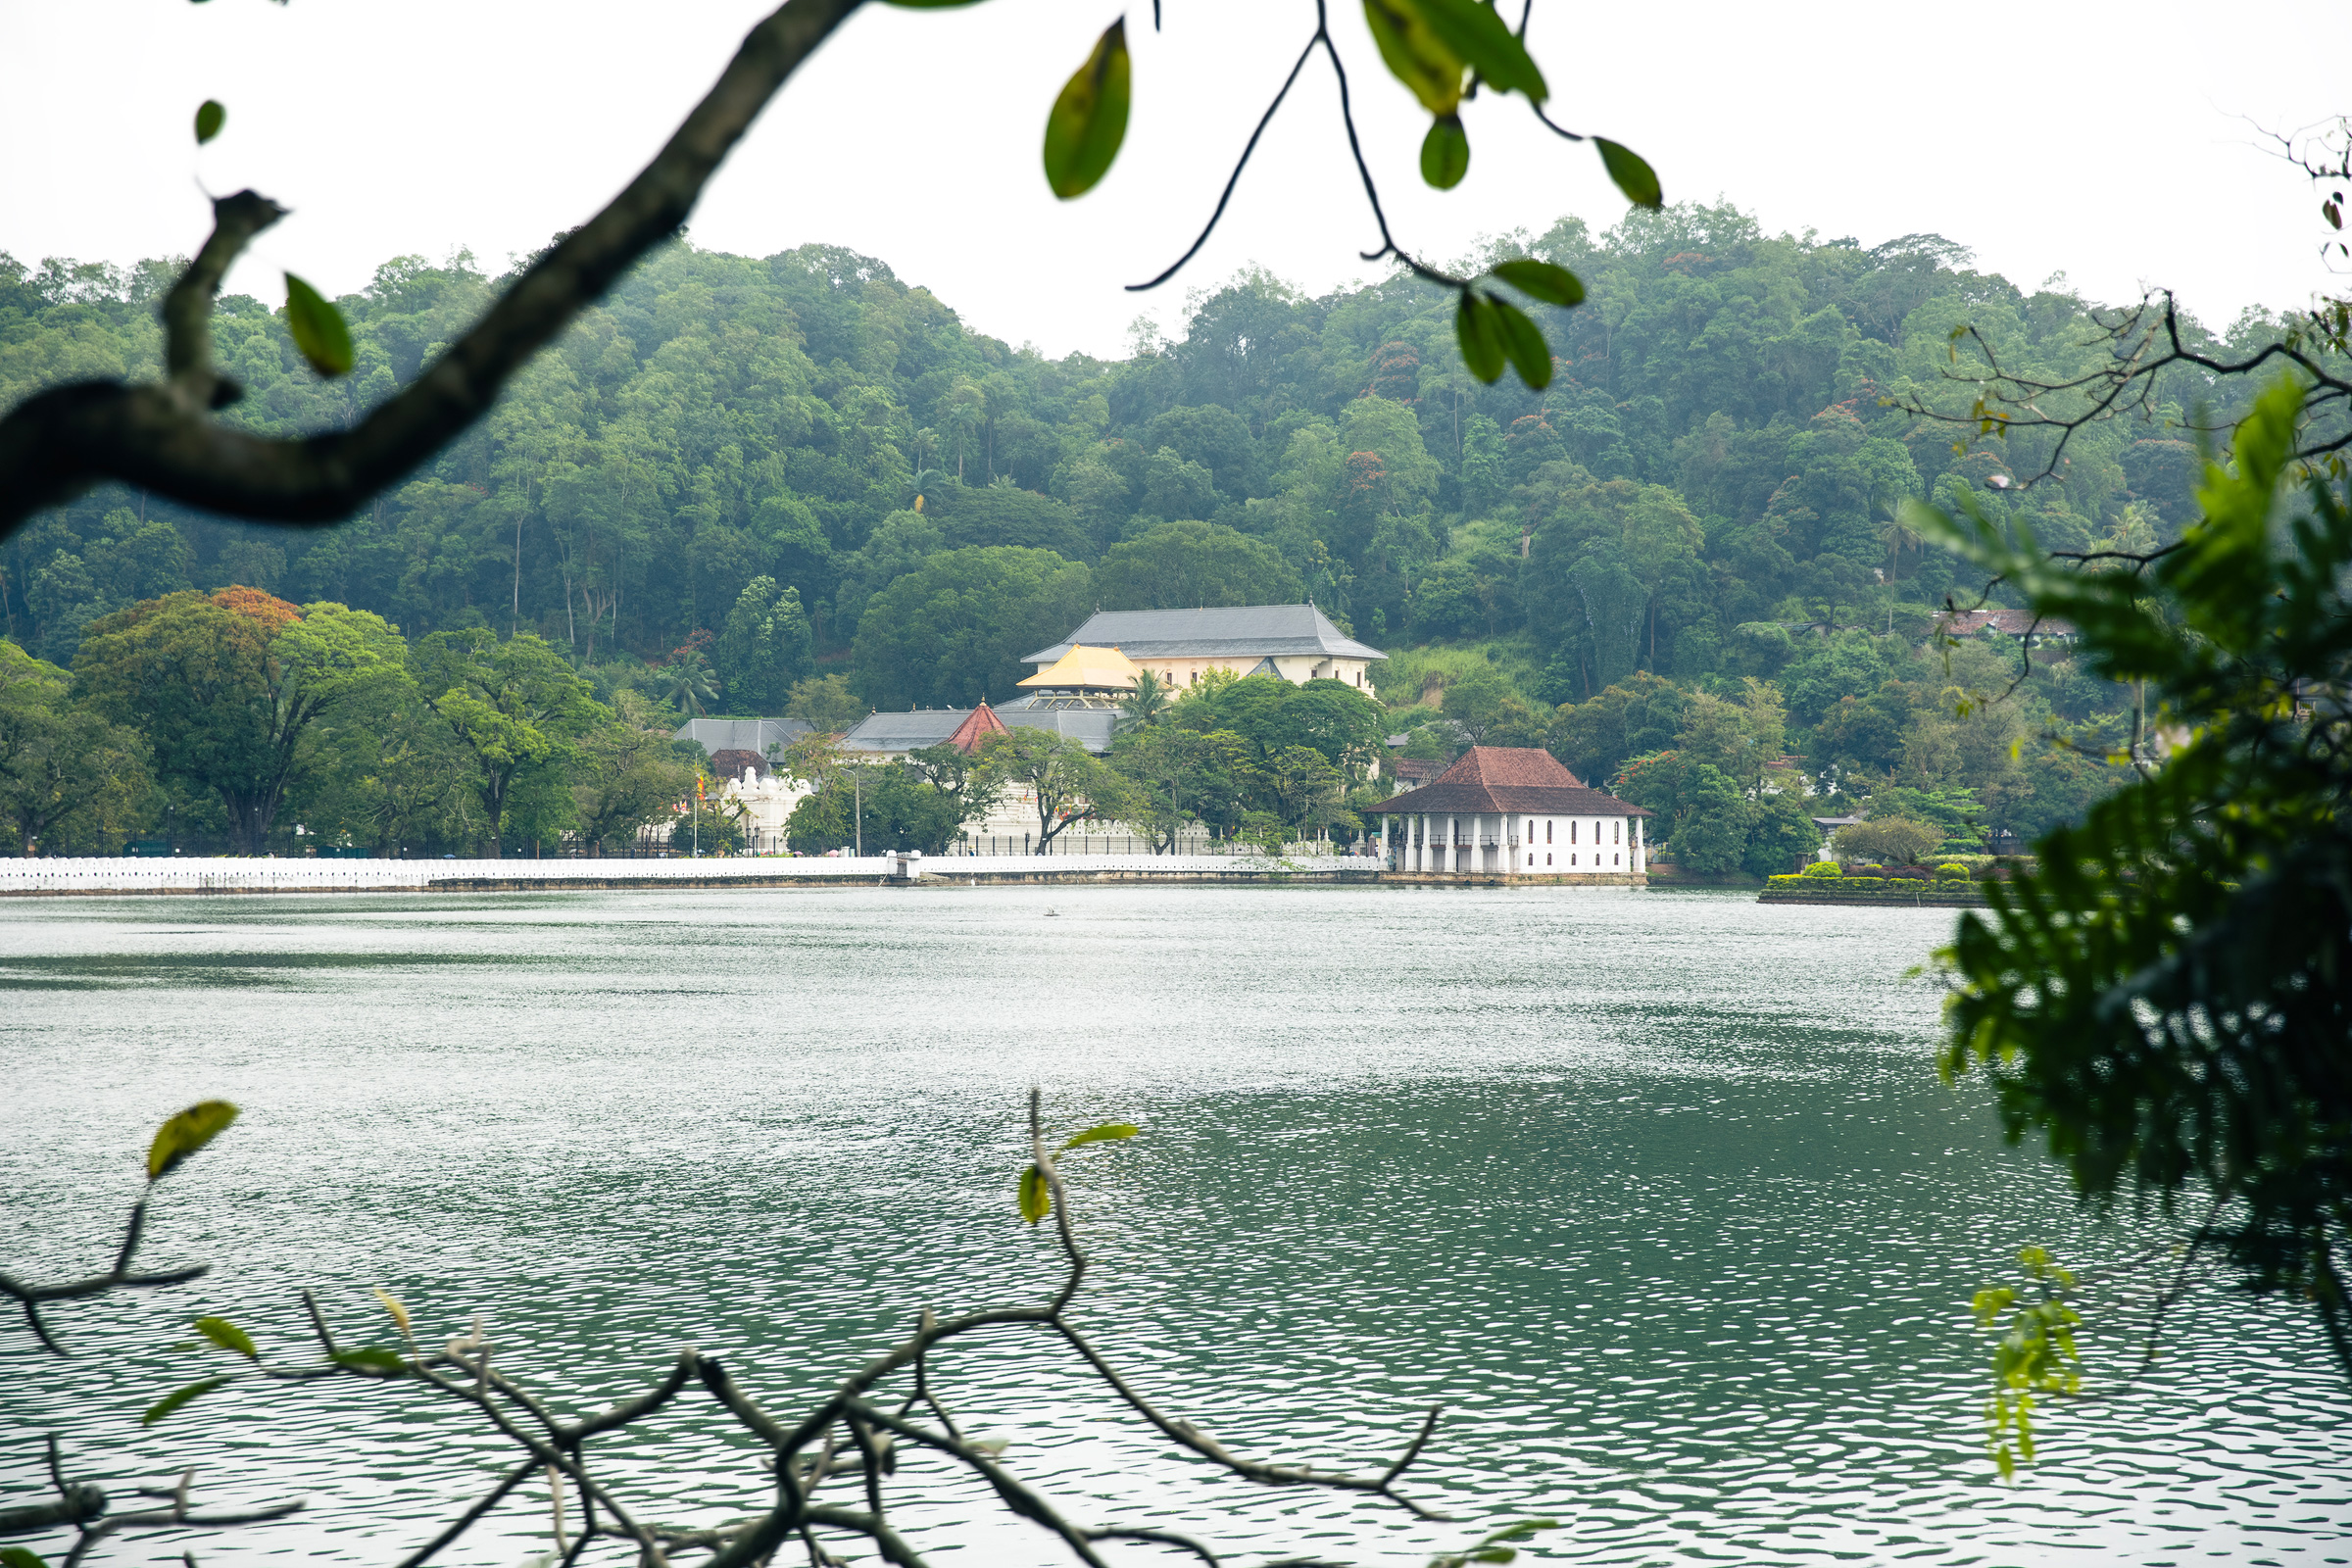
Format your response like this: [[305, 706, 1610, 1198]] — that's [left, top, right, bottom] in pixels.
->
[[839, 698, 1114, 758], [1023, 604, 1385, 692], [1365, 746, 1650, 881], [1011, 643, 1144, 708]]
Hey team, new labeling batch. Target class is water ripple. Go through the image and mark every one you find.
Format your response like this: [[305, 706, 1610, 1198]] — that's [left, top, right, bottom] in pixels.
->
[[1, 886, 2346, 1567]]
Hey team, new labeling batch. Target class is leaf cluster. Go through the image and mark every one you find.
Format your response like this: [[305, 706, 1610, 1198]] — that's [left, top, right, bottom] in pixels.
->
[[1925, 377, 2352, 1374]]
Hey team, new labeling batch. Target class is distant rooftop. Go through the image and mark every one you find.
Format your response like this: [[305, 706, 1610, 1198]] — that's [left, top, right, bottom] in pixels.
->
[[1364, 746, 1647, 818], [1024, 604, 1384, 665], [674, 716, 811, 755], [1019, 644, 1143, 690], [842, 699, 1114, 756]]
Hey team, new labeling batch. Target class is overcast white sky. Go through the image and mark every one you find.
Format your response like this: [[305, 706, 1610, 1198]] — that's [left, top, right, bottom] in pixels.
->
[[2, 0, 2343, 360]]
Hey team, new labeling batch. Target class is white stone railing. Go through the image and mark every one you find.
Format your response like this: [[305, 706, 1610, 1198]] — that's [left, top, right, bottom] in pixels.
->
[[0, 852, 1385, 895]]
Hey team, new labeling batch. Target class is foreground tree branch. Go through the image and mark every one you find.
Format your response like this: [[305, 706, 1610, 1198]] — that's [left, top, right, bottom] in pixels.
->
[[0, 0, 865, 534], [6, 1093, 1462, 1568]]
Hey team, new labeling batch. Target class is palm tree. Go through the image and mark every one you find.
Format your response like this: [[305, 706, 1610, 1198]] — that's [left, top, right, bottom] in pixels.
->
[[947, 381, 985, 481], [662, 649, 719, 717], [1877, 509, 1923, 583], [1116, 669, 1174, 734], [907, 467, 948, 512]]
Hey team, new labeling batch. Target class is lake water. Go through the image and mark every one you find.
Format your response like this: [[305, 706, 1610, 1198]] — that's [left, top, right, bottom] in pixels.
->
[[2, 885, 2347, 1568]]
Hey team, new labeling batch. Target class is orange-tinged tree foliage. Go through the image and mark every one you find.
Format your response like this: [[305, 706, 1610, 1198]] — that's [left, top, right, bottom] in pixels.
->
[[210, 585, 302, 632]]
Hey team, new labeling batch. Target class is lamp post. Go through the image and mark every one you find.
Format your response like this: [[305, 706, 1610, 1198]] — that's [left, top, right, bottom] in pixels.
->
[[854, 767, 863, 858]]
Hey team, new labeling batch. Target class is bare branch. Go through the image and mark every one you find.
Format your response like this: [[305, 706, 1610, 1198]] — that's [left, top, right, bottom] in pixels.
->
[[162, 193, 287, 408], [1087, 1526, 1223, 1567], [393, 1458, 537, 1568], [0, 0, 866, 533], [1051, 1318, 1451, 1521], [10, 1093, 1457, 1568], [1128, 30, 1320, 293], [0, 1195, 213, 1356]]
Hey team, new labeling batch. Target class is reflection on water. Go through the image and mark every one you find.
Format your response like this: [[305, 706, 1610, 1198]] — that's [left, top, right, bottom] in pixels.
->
[[2, 885, 2346, 1567]]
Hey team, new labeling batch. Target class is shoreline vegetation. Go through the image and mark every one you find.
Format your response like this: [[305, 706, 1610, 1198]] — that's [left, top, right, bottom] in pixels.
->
[[1758, 867, 1992, 906], [0, 202, 2211, 865]]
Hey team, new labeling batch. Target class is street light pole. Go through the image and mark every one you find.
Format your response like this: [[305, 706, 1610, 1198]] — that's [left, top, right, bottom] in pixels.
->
[[854, 767, 863, 858]]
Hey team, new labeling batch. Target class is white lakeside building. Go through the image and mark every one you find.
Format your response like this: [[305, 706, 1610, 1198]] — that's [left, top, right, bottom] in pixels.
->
[[1366, 745, 1650, 881]]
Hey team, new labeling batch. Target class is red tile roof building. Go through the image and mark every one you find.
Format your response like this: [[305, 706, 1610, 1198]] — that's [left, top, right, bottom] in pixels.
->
[[944, 701, 1010, 755], [1363, 746, 1651, 879]]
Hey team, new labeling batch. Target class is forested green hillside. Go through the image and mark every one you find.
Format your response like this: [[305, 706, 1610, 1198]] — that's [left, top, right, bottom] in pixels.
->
[[0, 203, 2287, 858]]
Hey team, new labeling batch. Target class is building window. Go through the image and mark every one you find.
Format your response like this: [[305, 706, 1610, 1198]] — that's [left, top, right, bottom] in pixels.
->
[[1527, 854, 1533, 867], [1614, 820, 1621, 844], [1571, 821, 1578, 844], [1545, 820, 1552, 843], [1545, 854, 1552, 866]]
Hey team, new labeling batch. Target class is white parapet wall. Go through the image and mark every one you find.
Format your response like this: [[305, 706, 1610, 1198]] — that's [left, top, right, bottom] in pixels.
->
[[0, 852, 1386, 896]]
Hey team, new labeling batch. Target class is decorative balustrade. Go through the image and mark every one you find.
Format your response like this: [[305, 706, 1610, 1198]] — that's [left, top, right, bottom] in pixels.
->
[[0, 852, 1382, 895]]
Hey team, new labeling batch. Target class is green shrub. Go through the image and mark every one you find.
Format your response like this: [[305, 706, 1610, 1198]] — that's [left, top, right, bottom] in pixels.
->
[[1936, 862, 1970, 880], [1800, 860, 1843, 879]]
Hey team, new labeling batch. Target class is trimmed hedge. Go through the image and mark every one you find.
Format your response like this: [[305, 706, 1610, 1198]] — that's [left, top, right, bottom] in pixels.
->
[[1758, 873, 1988, 906]]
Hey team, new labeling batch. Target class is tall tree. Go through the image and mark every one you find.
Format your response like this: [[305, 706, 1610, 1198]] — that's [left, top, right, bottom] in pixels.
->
[[571, 691, 698, 856], [74, 590, 404, 853], [1094, 521, 1301, 611], [975, 729, 1143, 855], [714, 576, 814, 713], [0, 640, 148, 856], [412, 628, 607, 856], [850, 546, 1093, 711]]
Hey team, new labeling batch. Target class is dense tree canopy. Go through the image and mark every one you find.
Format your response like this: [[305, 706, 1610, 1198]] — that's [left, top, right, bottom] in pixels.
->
[[8, 198, 2307, 859], [2, 206, 2266, 684]]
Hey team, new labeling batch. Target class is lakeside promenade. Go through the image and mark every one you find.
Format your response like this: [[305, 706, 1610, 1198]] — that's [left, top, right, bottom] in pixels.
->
[[0, 853, 1390, 896]]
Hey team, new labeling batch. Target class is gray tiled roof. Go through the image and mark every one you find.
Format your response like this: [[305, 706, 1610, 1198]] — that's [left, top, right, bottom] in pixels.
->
[[674, 717, 811, 754], [840, 710, 968, 753], [996, 698, 1116, 753], [1023, 604, 1385, 665], [841, 703, 1115, 757]]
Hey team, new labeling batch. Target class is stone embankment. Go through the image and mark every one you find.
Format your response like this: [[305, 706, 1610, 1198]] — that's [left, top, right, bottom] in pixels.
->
[[0, 853, 1385, 896]]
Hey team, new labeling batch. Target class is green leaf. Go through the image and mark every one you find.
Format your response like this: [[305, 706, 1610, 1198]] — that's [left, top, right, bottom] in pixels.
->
[[193, 1315, 256, 1360], [1409, 0, 1546, 101], [2, 1546, 48, 1568], [1017, 1163, 1051, 1225], [1420, 115, 1469, 190], [332, 1347, 406, 1375], [142, 1374, 231, 1427], [1471, 1551, 1516, 1564], [1043, 19, 1130, 200], [147, 1100, 238, 1182], [1057, 1122, 1139, 1152], [1362, 0, 1463, 116], [1594, 138, 1662, 209], [1489, 296, 1552, 389], [193, 100, 224, 146], [1454, 290, 1504, 384], [1480, 1520, 1560, 1544], [283, 273, 354, 378], [1489, 259, 1583, 307]]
